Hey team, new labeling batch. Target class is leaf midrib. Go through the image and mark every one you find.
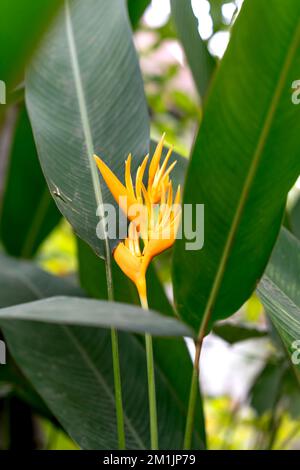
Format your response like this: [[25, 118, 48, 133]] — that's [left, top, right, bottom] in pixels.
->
[[64, 0, 111, 268], [198, 17, 300, 338]]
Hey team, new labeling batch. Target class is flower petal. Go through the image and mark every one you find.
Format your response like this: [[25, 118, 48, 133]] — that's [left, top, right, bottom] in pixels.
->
[[148, 133, 165, 188], [94, 155, 137, 216]]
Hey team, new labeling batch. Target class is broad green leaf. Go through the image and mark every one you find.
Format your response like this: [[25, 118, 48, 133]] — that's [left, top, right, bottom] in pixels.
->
[[1, 322, 199, 449], [77, 237, 206, 448], [0, 252, 82, 307], [0, 252, 80, 423], [213, 322, 267, 344], [0, 105, 61, 258], [127, 0, 151, 29], [258, 229, 300, 373], [173, 0, 300, 333], [170, 0, 216, 98], [26, 0, 149, 259], [0, 254, 203, 448], [250, 362, 286, 417], [0, 0, 63, 88], [0, 297, 191, 337]]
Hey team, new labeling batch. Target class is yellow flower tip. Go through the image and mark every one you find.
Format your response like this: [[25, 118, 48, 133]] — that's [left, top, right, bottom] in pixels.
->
[[141, 154, 149, 174], [147, 139, 178, 204], [93, 154, 103, 167], [94, 153, 137, 217], [125, 153, 132, 173], [148, 133, 165, 188], [174, 184, 181, 205]]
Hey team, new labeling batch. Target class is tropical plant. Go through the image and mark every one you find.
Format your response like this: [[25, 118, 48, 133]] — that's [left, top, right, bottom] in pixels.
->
[[0, 0, 300, 450]]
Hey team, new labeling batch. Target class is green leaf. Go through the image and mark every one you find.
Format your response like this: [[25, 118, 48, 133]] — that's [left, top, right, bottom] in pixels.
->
[[127, 0, 151, 29], [170, 0, 216, 98], [0, 252, 82, 308], [258, 229, 300, 375], [0, 0, 63, 88], [173, 0, 300, 333], [213, 322, 267, 344], [0, 297, 192, 337], [0, 243, 188, 337], [0, 254, 202, 448], [77, 238, 206, 448], [250, 361, 286, 417], [0, 253, 79, 420], [26, 0, 149, 258], [0, 105, 61, 258], [1, 322, 198, 449]]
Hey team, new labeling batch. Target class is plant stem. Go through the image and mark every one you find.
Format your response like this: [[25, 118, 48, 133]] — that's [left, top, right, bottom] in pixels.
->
[[105, 259, 126, 450], [183, 340, 201, 449], [184, 307, 211, 450], [140, 295, 159, 450], [110, 327, 126, 449]]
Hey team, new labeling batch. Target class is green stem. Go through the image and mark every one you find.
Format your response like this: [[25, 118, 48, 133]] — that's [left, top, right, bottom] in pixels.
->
[[184, 303, 211, 450], [105, 260, 126, 450], [183, 340, 201, 450], [140, 295, 159, 450], [110, 327, 126, 449]]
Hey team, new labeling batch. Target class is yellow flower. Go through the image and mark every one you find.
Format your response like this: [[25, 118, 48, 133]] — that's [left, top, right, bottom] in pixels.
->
[[94, 134, 181, 304], [142, 180, 181, 259], [113, 221, 149, 305], [94, 133, 176, 218], [114, 183, 181, 303]]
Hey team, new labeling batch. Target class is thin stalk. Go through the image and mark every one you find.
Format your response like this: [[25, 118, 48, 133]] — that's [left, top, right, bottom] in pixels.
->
[[183, 312, 209, 450], [140, 295, 159, 450], [105, 260, 126, 450], [183, 340, 201, 449], [110, 328, 125, 449]]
